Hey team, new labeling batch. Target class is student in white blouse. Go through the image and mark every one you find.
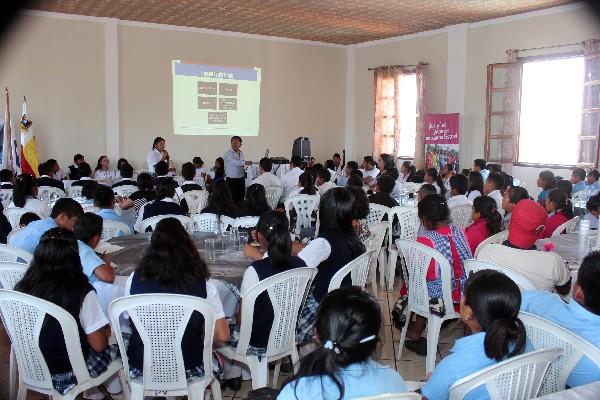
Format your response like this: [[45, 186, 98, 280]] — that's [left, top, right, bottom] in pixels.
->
[[93, 155, 119, 181], [146, 136, 169, 174], [467, 170, 484, 202], [316, 168, 337, 196], [447, 174, 473, 208], [9, 174, 51, 217]]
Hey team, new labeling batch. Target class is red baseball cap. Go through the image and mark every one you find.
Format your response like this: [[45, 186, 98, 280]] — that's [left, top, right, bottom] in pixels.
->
[[508, 199, 548, 249]]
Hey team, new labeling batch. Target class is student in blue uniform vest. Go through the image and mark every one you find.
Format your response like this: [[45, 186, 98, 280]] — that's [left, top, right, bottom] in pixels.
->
[[135, 178, 185, 231], [124, 218, 230, 382], [278, 286, 409, 400], [421, 270, 527, 400], [15, 228, 119, 396]]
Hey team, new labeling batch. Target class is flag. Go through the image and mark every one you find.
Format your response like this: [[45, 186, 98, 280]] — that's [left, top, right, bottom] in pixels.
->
[[1, 88, 13, 170], [20, 97, 39, 177]]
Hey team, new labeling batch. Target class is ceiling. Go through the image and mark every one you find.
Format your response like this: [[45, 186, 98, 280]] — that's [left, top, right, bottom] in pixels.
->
[[28, 0, 575, 45]]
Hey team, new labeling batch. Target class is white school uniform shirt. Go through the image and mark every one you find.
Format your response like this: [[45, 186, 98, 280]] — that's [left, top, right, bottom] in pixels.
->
[[361, 167, 380, 180], [317, 181, 337, 196], [287, 187, 320, 201], [9, 197, 51, 218], [467, 190, 481, 202], [52, 169, 68, 181], [280, 167, 303, 200], [432, 182, 442, 194], [327, 168, 338, 182], [175, 181, 199, 197], [146, 149, 163, 174], [447, 194, 472, 208], [94, 169, 118, 181], [487, 189, 503, 210], [79, 290, 111, 335], [251, 171, 282, 189]]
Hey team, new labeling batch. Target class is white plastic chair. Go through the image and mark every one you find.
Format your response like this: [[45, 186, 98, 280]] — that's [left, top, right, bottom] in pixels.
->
[[395, 239, 460, 373], [0, 262, 28, 399], [265, 187, 283, 210], [355, 393, 422, 400], [367, 204, 390, 226], [113, 185, 138, 198], [364, 222, 388, 293], [4, 207, 41, 230], [83, 206, 99, 213], [474, 230, 509, 258], [0, 289, 126, 400], [66, 186, 83, 198], [108, 293, 220, 400], [0, 189, 13, 207], [0, 243, 33, 264], [551, 216, 580, 237], [464, 259, 537, 292], [180, 190, 209, 216], [37, 186, 66, 203], [449, 204, 472, 229], [327, 250, 375, 292], [232, 216, 260, 229], [217, 267, 317, 389], [101, 220, 132, 241], [138, 214, 195, 234], [284, 195, 319, 236], [519, 312, 600, 396], [449, 348, 562, 400], [193, 213, 235, 233], [386, 206, 419, 291]]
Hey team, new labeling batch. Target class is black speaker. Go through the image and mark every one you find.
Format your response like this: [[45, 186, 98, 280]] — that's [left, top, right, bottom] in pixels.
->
[[292, 137, 311, 160]]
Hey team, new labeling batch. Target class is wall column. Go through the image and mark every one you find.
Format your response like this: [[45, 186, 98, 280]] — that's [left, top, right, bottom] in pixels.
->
[[104, 19, 120, 161]]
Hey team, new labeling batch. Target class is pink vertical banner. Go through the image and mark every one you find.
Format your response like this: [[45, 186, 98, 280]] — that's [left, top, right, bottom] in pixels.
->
[[424, 113, 460, 170]]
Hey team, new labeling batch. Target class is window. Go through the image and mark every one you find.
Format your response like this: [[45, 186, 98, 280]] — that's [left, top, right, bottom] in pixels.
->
[[518, 57, 585, 165], [397, 74, 417, 158]]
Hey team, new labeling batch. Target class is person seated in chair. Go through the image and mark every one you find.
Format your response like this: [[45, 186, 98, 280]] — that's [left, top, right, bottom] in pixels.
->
[[111, 163, 136, 189], [316, 167, 336, 196], [94, 185, 131, 232], [37, 162, 65, 191], [0, 168, 14, 189], [369, 175, 399, 209], [67, 153, 85, 180], [70, 162, 94, 187], [153, 160, 177, 187], [250, 157, 282, 191], [135, 178, 185, 231], [176, 162, 204, 214]]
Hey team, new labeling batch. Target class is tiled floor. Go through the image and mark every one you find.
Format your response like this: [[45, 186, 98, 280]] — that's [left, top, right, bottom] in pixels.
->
[[0, 281, 466, 399]]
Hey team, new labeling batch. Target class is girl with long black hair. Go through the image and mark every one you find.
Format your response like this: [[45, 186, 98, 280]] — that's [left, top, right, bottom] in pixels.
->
[[238, 183, 271, 217], [279, 287, 408, 399], [425, 168, 447, 197], [467, 171, 484, 202], [464, 195, 503, 254], [15, 228, 119, 395], [542, 188, 574, 238], [421, 270, 526, 399], [9, 173, 50, 217], [201, 179, 238, 218], [288, 172, 318, 198], [401, 160, 418, 183]]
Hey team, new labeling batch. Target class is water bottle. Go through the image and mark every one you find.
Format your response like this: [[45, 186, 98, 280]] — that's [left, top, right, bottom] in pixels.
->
[[578, 219, 590, 261]]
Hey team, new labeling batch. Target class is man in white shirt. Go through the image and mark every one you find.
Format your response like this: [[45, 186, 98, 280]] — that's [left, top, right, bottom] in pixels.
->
[[447, 174, 473, 208], [251, 157, 282, 190], [224, 135, 250, 203], [477, 199, 571, 295], [316, 168, 336, 196], [484, 172, 504, 211], [361, 156, 380, 188], [280, 156, 304, 201]]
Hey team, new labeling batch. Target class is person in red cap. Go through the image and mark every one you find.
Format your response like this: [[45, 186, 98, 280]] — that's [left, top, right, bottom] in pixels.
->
[[477, 199, 571, 295]]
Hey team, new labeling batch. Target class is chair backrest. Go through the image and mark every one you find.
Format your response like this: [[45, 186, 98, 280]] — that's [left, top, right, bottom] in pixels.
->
[[0, 244, 33, 264], [101, 220, 132, 240], [66, 185, 83, 198], [449, 348, 561, 400], [284, 195, 319, 235], [0, 262, 28, 289], [139, 214, 195, 234], [327, 250, 375, 292], [367, 222, 388, 254], [113, 185, 139, 197], [519, 312, 600, 396], [180, 190, 208, 216], [192, 213, 235, 233], [4, 207, 41, 230], [0, 289, 94, 394], [552, 216, 580, 237], [109, 293, 216, 392], [0, 189, 13, 207], [355, 393, 422, 400], [390, 206, 419, 241], [367, 204, 390, 226], [395, 239, 456, 317], [83, 205, 99, 213], [265, 186, 283, 210], [474, 230, 509, 258], [37, 186, 65, 203], [236, 267, 317, 359], [450, 204, 472, 229], [232, 216, 260, 229], [464, 259, 537, 292]]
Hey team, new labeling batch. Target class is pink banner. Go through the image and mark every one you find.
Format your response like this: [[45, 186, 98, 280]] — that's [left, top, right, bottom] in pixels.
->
[[424, 113, 459, 170]]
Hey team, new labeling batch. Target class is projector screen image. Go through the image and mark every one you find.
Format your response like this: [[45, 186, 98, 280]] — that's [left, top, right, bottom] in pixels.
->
[[172, 60, 262, 136]]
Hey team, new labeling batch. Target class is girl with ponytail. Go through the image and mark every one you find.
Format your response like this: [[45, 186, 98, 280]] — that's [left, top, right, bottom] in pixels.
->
[[541, 188, 574, 238], [425, 168, 447, 197], [279, 286, 408, 399], [9, 173, 51, 217], [465, 195, 503, 254], [421, 270, 526, 400]]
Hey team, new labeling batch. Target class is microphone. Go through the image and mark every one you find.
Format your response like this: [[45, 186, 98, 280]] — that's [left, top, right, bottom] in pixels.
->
[[265, 148, 270, 158]]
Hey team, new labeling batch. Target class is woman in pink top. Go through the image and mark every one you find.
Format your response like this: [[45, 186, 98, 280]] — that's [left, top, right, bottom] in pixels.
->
[[465, 195, 503, 254], [542, 188, 574, 238]]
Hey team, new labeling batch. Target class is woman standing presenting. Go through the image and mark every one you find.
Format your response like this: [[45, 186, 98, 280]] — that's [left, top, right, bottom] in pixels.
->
[[146, 136, 169, 174]]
